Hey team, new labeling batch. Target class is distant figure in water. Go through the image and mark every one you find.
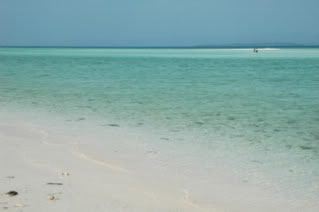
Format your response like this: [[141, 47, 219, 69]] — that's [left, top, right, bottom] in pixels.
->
[[253, 48, 259, 53]]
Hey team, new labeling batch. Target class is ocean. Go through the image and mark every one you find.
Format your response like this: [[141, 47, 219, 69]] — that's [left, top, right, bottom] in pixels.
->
[[0, 47, 319, 208]]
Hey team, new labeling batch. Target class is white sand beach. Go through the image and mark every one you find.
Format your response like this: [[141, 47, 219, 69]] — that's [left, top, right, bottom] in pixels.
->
[[1, 112, 316, 212]]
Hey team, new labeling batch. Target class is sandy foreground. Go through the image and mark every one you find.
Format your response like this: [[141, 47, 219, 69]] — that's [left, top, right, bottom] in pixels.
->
[[0, 114, 316, 212]]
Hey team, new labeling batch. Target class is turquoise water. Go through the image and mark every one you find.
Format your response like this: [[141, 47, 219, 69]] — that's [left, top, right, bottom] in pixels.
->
[[1, 48, 319, 197]]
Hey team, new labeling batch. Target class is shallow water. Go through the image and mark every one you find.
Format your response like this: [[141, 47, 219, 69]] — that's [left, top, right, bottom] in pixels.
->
[[0, 47, 319, 202]]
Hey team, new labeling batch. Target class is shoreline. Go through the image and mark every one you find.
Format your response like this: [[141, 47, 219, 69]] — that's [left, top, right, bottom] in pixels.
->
[[1, 111, 318, 211]]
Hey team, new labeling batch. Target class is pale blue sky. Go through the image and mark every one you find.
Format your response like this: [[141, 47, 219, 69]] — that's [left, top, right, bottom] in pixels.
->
[[0, 0, 318, 46]]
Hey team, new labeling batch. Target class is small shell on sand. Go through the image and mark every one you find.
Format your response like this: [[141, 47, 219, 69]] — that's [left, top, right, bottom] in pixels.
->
[[15, 203, 25, 208], [48, 195, 56, 201]]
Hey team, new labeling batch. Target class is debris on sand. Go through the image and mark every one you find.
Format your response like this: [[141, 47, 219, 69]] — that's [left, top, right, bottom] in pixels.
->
[[47, 183, 63, 185], [61, 172, 70, 176], [5, 191, 18, 197]]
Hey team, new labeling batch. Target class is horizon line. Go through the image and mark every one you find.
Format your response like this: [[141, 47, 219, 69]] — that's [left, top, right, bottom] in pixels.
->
[[1, 44, 319, 49]]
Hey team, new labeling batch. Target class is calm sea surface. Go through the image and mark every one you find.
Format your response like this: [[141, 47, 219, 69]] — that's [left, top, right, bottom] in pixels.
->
[[1, 48, 319, 198]]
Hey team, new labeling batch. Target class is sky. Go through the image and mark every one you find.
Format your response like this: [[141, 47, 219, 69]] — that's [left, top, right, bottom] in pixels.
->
[[0, 0, 319, 47]]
